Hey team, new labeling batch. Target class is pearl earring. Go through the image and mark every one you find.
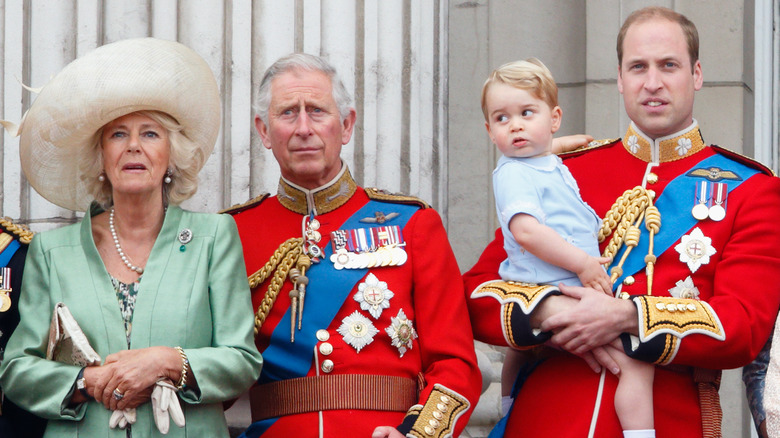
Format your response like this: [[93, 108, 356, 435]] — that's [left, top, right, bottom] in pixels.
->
[[98, 173, 106, 182], [164, 170, 172, 184]]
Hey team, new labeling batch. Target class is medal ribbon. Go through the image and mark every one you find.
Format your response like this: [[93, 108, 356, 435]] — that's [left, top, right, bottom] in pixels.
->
[[609, 153, 759, 287]]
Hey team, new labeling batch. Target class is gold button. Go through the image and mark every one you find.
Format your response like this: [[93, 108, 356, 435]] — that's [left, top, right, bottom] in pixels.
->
[[437, 403, 446, 411], [429, 419, 440, 428], [646, 173, 659, 184], [440, 395, 450, 404], [321, 359, 334, 373], [424, 426, 435, 435], [319, 342, 333, 356], [316, 329, 330, 342], [432, 411, 443, 420], [623, 276, 635, 286]]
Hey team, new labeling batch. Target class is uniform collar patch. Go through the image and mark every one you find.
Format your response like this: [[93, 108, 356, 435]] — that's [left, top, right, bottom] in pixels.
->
[[624, 121, 706, 163], [277, 164, 358, 215]]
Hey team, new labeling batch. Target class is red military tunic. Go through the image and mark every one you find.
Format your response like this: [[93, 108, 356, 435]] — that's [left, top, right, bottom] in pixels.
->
[[229, 167, 480, 438], [465, 123, 780, 437]]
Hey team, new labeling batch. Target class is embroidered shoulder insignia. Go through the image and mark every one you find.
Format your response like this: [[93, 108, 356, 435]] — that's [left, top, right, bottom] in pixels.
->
[[219, 193, 271, 215], [360, 211, 400, 224], [365, 188, 430, 209], [558, 138, 620, 158], [686, 167, 742, 182]]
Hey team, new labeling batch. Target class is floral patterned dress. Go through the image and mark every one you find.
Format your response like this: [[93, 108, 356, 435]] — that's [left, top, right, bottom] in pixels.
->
[[111, 277, 140, 348], [110, 276, 140, 437]]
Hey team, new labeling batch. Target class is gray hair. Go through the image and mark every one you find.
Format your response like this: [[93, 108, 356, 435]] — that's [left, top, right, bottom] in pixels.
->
[[255, 53, 353, 125], [79, 110, 204, 209]]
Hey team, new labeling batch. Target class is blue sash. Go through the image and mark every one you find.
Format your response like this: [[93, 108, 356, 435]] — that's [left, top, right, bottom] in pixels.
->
[[241, 200, 420, 438], [610, 153, 759, 287], [0, 239, 20, 268]]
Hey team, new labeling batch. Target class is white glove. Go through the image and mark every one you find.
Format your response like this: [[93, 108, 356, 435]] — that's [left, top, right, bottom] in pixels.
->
[[152, 379, 185, 434], [109, 408, 137, 429]]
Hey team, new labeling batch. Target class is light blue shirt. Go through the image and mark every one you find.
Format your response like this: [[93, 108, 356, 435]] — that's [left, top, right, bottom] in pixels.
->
[[493, 154, 602, 286]]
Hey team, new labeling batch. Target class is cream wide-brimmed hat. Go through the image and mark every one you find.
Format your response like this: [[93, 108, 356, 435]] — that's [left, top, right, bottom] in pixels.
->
[[18, 37, 220, 212]]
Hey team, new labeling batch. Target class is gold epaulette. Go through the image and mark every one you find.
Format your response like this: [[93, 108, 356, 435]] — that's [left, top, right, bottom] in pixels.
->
[[558, 137, 621, 158], [711, 145, 776, 177], [219, 193, 271, 215], [365, 187, 430, 209], [0, 217, 34, 245]]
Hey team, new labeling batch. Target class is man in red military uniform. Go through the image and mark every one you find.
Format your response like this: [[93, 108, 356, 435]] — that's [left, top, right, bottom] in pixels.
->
[[227, 53, 481, 438], [465, 7, 780, 438]]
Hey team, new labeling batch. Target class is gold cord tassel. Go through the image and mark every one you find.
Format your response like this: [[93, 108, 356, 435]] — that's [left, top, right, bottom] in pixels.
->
[[599, 187, 660, 294], [643, 206, 661, 294], [248, 238, 303, 334]]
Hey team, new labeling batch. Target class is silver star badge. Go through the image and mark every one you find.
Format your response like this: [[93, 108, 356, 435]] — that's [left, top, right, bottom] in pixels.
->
[[354, 273, 394, 319], [674, 227, 716, 273], [385, 309, 417, 357], [668, 276, 701, 300], [337, 311, 378, 353]]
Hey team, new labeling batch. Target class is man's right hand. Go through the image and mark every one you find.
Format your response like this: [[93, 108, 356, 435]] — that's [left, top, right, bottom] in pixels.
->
[[540, 284, 638, 355]]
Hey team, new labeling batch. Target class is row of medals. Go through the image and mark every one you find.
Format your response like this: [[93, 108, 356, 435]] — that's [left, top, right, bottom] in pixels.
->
[[304, 217, 408, 270], [691, 181, 727, 222]]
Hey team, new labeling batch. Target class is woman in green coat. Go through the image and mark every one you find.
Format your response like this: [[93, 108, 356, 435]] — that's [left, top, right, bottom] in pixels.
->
[[0, 38, 262, 437]]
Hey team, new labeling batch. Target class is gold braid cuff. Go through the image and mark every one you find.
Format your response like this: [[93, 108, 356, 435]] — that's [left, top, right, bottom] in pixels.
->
[[471, 280, 559, 314], [633, 295, 725, 345], [472, 280, 559, 349], [249, 237, 304, 334], [408, 384, 469, 438]]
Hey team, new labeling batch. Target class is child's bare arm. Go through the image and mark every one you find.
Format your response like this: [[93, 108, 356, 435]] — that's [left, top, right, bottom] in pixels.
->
[[509, 213, 612, 294]]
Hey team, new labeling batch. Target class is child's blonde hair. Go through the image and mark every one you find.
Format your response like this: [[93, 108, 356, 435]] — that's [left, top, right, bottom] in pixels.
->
[[481, 58, 558, 120]]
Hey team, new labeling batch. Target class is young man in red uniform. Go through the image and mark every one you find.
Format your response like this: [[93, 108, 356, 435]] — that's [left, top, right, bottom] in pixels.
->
[[227, 53, 481, 438], [465, 7, 780, 438]]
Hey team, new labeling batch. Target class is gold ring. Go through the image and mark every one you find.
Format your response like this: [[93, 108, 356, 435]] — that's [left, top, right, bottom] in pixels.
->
[[112, 389, 125, 401]]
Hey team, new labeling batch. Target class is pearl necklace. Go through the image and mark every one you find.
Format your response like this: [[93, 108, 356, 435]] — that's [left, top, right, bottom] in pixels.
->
[[109, 208, 144, 274]]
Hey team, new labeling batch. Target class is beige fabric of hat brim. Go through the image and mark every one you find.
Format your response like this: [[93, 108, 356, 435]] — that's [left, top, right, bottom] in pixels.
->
[[19, 37, 220, 212]]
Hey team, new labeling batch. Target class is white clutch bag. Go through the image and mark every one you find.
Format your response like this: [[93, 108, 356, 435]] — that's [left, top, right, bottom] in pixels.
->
[[46, 302, 101, 366]]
